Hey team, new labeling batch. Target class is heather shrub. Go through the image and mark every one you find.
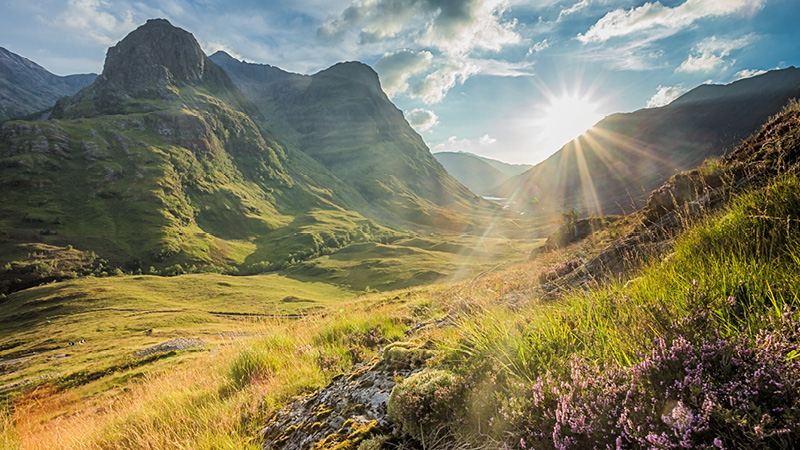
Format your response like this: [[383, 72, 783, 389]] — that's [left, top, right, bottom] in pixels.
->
[[388, 369, 466, 444], [500, 310, 800, 449]]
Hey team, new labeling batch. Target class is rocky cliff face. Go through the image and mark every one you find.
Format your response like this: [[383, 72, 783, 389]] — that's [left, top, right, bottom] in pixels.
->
[[0, 47, 96, 121], [53, 19, 242, 118], [101, 18, 217, 94]]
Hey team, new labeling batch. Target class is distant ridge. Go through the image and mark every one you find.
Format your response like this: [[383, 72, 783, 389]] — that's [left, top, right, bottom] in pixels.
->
[[0, 46, 96, 121], [499, 67, 800, 216], [433, 151, 531, 195]]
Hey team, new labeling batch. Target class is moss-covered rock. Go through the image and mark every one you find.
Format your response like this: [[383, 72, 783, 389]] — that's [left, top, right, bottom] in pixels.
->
[[387, 368, 465, 443], [380, 341, 435, 371]]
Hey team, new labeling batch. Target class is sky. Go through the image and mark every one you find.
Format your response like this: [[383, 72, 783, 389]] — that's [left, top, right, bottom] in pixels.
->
[[1, 0, 799, 165]]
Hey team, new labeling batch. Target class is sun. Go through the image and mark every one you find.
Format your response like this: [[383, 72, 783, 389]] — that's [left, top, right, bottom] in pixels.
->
[[537, 93, 603, 151]]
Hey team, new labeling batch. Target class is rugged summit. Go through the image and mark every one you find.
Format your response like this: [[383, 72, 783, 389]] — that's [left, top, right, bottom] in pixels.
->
[[0, 47, 95, 121], [54, 19, 240, 118], [499, 67, 800, 216], [100, 18, 229, 94]]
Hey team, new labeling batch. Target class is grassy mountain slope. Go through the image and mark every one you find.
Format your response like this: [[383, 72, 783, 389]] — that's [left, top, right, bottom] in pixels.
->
[[0, 47, 96, 122], [471, 152, 532, 177], [433, 151, 517, 195], [0, 19, 398, 292], [500, 67, 800, 217], [210, 51, 485, 229]]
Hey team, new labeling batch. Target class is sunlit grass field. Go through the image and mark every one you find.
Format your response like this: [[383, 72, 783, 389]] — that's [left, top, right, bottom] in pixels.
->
[[0, 229, 542, 449], [3, 102, 800, 449]]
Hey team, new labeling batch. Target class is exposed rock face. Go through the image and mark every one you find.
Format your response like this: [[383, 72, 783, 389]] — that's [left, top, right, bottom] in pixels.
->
[[260, 359, 406, 449], [260, 341, 437, 449], [53, 19, 240, 118], [133, 338, 206, 358], [0, 46, 96, 121], [101, 19, 217, 95]]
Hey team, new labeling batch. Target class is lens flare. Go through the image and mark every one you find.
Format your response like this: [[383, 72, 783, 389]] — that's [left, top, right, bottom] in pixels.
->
[[537, 93, 603, 152]]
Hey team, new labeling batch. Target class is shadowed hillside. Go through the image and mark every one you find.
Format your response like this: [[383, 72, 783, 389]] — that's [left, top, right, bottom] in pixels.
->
[[0, 47, 96, 121], [500, 67, 800, 216], [211, 51, 484, 229]]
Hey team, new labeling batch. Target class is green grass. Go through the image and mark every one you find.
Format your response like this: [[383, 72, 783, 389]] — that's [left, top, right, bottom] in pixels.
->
[[287, 234, 541, 292], [387, 170, 800, 447], [0, 272, 355, 395]]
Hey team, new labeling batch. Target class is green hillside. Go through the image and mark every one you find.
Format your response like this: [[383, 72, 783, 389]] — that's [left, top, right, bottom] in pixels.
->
[[0, 20, 399, 292], [210, 52, 485, 229]]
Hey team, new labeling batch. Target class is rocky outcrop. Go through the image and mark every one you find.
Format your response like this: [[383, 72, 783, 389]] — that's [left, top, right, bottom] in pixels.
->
[[53, 19, 243, 118], [259, 341, 436, 449], [133, 338, 206, 358], [534, 216, 620, 255], [99, 19, 230, 96]]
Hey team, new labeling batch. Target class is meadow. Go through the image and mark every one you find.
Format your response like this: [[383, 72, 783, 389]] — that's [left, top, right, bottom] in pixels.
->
[[2, 103, 799, 450]]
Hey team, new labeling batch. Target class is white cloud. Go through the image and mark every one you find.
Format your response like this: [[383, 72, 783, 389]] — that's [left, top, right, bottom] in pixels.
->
[[478, 134, 496, 144], [54, 0, 138, 46], [646, 84, 686, 108], [374, 49, 433, 97], [406, 108, 440, 132], [410, 60, 480, 104], [527, 39, 549, 55], [433, 133, 498, 153], [468, 57, 535, 77], [319, 0, 521, 56], [677, 34, 756, 73], [419, 0, 521, 56], [320, 0, 523, 103], [733, 68, 767, 80], [577, 31, 669, 71], [578, 0, 765, 44], [558, 0, 590, 21], [202, 41, 244, 60]]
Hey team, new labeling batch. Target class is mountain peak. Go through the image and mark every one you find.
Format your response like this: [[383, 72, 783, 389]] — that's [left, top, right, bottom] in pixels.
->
[[99, 18, 209, 93], [52, 19, 241, 118], [316, 61, 381, 91], [209, 50, 235, 61]]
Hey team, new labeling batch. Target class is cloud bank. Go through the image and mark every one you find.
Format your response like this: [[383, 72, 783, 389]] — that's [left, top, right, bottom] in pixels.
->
[[578, 0, 765, 43]]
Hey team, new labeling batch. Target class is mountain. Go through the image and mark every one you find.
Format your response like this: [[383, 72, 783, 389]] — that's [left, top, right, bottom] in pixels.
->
[[0, 46, 96, 121], [433, 151, 532, 195], [0, 19, 398, 291], [499, 67, 800, 216], [210, 51, 481, 228]]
